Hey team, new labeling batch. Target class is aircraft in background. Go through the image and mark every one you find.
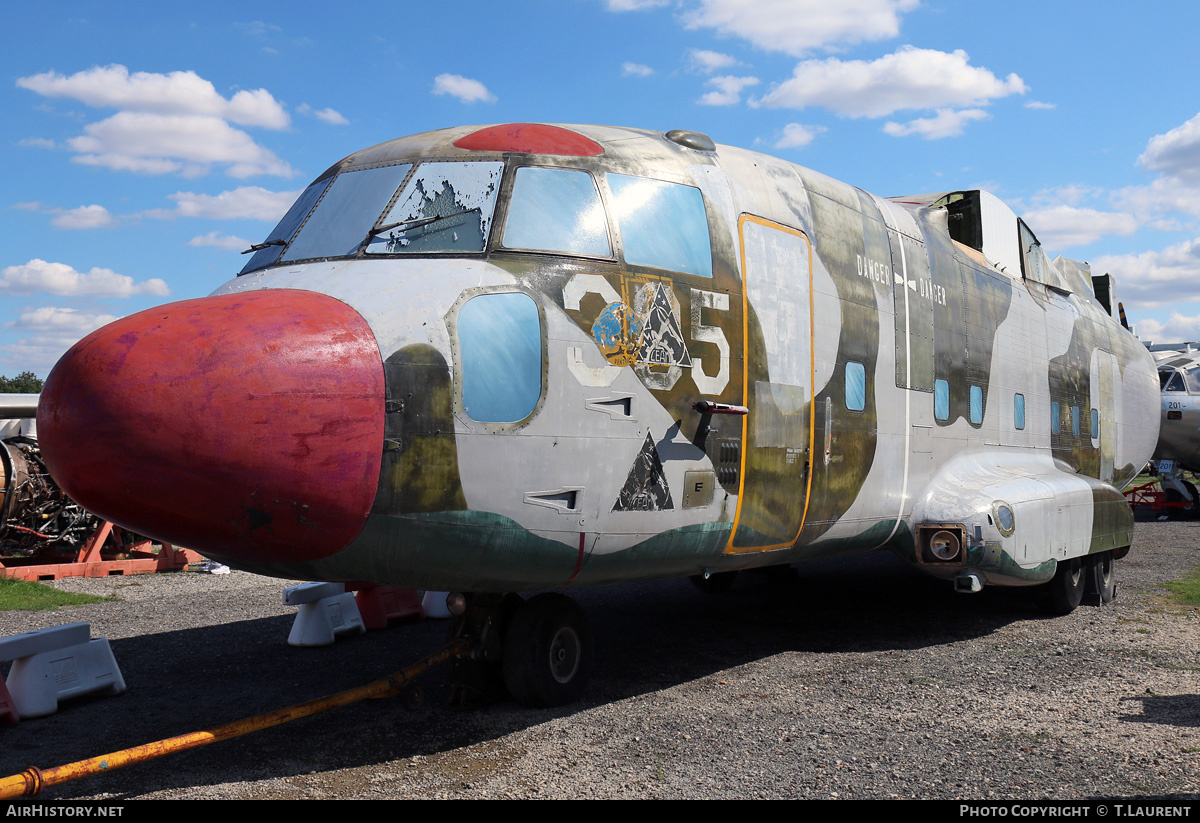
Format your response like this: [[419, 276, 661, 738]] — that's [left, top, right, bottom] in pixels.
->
[[1143, 344, 1200, 515], [36, 123, 1159, 706]]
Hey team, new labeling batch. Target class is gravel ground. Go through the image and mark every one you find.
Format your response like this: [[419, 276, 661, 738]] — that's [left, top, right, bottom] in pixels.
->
[[2, 515, 1199, 800]]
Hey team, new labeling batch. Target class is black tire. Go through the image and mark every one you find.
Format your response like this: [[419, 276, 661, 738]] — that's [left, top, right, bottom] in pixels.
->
[[1038, 556, 1085, 615], [1165, 485, 1197, 519], [1185, 482, 1199, 520], [1082, 551, 1117, 606], [503, 593, 593, 707], [688, 570, 738, 593]]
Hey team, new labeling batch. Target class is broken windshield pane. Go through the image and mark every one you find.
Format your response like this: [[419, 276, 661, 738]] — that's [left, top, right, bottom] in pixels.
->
[[365, 162, 502, 254]]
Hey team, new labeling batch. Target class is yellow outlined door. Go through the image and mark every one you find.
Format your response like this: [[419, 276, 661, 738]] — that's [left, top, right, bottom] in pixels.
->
[[727, 215, 816, 553]]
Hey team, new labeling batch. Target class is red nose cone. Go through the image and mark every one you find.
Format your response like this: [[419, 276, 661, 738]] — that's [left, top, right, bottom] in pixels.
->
[[37, 290, 384, 565]]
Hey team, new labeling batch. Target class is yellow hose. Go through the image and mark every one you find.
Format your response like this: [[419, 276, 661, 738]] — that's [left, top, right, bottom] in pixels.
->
[[0, 636, 472, 799]]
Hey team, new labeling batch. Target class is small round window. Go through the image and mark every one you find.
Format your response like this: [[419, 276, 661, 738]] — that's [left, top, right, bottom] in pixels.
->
[[457, 292, 543, 422]]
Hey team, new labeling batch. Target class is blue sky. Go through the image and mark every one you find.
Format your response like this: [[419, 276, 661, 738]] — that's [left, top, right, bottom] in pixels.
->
[[5, 0, 1200, 376]]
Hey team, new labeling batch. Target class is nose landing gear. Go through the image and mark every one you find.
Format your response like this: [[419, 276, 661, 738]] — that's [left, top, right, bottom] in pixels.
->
[[449, 591, 593, 708]]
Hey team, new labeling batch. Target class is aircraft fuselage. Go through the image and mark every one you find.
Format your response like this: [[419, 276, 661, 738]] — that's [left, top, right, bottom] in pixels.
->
[[38, 123, 1160, 597]]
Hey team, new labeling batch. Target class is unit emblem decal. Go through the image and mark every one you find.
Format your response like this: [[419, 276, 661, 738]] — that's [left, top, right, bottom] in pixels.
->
[[611, 432, 674, 512], [592, 302, 643, 367], [634, 282, 692, 368]]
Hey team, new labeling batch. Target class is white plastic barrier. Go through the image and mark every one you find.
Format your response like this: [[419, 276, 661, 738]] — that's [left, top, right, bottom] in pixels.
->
[[0, 623, 125, 719], [282, 581, 366, 647]]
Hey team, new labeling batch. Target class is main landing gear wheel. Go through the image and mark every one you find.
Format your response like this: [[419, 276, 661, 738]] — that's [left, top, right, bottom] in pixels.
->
[[688, 570, 738, 593], [503, 592, 593, 708], [1164, 481, 1199, 519], [1082, 551, 1117, 606], [1038, 556, 1085, 615]]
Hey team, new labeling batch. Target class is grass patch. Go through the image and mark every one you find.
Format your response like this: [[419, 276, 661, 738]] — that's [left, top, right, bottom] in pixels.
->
[[0, 577, 111, 612], [1161, 565, 1200, 608]]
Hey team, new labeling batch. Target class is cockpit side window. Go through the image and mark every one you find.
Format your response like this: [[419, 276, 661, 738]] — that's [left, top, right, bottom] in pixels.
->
[[282, 164, 412, 262], [239, 178, 331, 275], [365, 162, 502, 255], [1163, 370, 1186, 392], [501, 167, 611, 256], [1186, 367, 1200, 393], [606, 173, 712, 278]]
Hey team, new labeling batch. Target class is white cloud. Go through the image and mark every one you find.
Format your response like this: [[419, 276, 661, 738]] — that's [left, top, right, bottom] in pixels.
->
[[756, 46, 1026, 118], [313, 107, 348, 125], [144, 186, 300, 221], [1140, 112, 1200, 184], [431, 74, 496, 104], [297, 103, 349, 124], [187, 232, 250, 251], [688, 49, 739, 74], [883, 107, 989, 139], [1028, 184, 1101, 209], [1020, 205, 1138, 250], [1025, 100, 1056, 110], [1117, 176, 1200, 220], [16, 65, 289, 128], [683, 0, 919, 57], [1091, 238, 1200, 309], [774, 123, 826, 149], [235, 21, 283, 38], [11, 306, 120, 334], [606, 0, 668, 9], [1134, 312, 1200, 344], [18, 66, 294, 179], [18, 137, 55, 149], [50, 204, 115, 229], [622, 62, 655, 77], [3, 307, 123, 372], [0, 260, 170, 298], [699, 75, 760, 106], [12, 202, 42, 211], [67, 112, 295, 178]]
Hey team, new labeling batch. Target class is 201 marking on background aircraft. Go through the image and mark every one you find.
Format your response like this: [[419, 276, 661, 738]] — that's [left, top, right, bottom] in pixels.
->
[[36, 123, 1160, 706]]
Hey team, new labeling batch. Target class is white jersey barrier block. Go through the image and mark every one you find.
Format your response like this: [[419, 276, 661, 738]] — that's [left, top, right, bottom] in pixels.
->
[[283, 582, 366, 647], [0, 623, 126, 720], [421, 591, 452, 619]]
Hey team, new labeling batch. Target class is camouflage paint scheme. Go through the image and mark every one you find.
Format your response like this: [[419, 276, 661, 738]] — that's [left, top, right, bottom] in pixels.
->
[[38, 124, 1160, 594]]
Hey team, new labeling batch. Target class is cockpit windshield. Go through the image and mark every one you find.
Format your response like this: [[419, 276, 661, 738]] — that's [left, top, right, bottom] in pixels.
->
[[239, 161, 502, 274]]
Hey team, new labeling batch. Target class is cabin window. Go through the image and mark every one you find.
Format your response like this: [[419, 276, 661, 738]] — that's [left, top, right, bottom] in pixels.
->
[[606, 173, 713, 277], [240, 178, 332, 274], [969, 385, 983, 425], [457, 292, 543, 423], [845, 362, 866, 411], [1091, 408, 1100, 439], [1014, 393, 1025, 430], [502, 167, 611, 256], [365, 162, 502, 255], [282, 164, 413, 262], [1051, 401, 1061, 434], [934, 379, 949, 421], [1071, 405, 1081, 436]]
